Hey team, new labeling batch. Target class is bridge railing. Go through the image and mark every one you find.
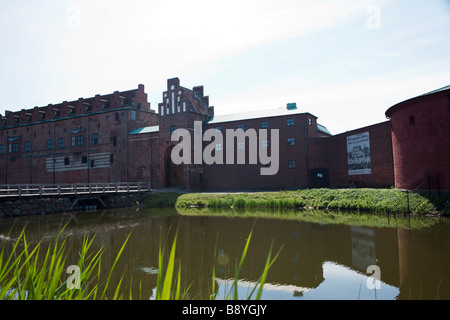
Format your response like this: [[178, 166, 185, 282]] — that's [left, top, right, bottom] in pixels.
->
[[0, 182, 151, 198]]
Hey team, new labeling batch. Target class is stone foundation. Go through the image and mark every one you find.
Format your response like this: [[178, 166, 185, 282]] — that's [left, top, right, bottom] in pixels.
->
[[0, 192, 152, 218]]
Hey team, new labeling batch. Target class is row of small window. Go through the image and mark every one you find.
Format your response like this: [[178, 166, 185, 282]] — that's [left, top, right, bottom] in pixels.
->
[[63, 155, 115, 166], [214, 119, 295, 132], [213, 137, 295, 151], [48, 135, 94, 149], [214, 138, 295, 151], [214, 141, 269, 150], [0, 134, 100, 153]]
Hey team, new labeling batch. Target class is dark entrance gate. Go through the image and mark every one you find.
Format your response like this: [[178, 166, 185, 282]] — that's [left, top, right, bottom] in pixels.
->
[[309, 168, 329, 188], [164, 146, 184, 188]]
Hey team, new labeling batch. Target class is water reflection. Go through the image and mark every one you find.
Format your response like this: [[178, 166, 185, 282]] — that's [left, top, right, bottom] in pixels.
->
[[0, 208, 449, 300]]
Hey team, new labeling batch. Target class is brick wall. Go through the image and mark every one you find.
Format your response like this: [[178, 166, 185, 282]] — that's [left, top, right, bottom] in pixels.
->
[[308, 121, 394, 188], [0, 85, 157, 185], [387, 91, 450, 191], [202, 113, 318, 190]]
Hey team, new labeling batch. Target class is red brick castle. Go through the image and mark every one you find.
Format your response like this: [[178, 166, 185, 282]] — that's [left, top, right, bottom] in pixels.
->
[[1, 78, 448, 191]]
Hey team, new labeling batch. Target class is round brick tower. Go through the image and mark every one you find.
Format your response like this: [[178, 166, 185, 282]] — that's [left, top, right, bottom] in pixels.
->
[[385, 85, 450, 191]]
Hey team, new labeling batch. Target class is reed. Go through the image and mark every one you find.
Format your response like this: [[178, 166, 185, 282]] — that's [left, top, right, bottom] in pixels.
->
[[0, 226, 130, 300], [155, 227, 282, 300]]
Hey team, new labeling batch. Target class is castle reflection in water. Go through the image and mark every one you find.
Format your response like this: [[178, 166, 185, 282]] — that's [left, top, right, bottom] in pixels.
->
[[2, 208, 449, 300]]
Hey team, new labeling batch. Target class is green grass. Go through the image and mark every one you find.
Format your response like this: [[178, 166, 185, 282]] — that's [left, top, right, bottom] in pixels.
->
[[1, 224, 281, 300], [0, 226, 131, 300], [155, 226, 282, 300], [173, 188, 449, 216], [177, 207, 438, 229]]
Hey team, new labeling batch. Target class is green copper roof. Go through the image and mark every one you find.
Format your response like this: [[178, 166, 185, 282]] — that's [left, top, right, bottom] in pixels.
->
[[129, 125, 159, 135], [317, 123, 331, 135]]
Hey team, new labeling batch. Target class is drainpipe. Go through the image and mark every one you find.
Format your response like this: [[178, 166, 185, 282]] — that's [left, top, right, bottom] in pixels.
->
[[87, 116, 90, 184], [5, 128, 8, 184], [52, 121, 56, 184], [305, 115, 309, 188], [446, 90, 450, 117], [126, 110, 129, 183], [29, 123, 33, 184]]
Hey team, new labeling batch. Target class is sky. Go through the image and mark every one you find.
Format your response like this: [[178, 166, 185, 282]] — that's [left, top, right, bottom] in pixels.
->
[[0, 0, 449, 134]]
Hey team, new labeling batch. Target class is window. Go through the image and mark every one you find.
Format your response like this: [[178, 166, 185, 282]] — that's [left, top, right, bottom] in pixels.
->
[[237, 124, 244, 130], [115, 112, 120, 121], [113, 136, 117, 146], [24, 142, 31, 152], [77, 135, 83, 146], [288, 160, 296, 169], [48, 139, 54, 150], [90, 160, 95, 168], [262, 140, 269, 148], [130, 110, 136, 121], [0, 145, 4, 154], [72, 136, 76, 147], [409, 115, 415, 125], [92, 134, 99, 145], [9, 143, 19, 153], [308, 118, 312, 126], [215, 143, 222, 151], [287, 137, 295, 146], [64, 157, 70, 165], [170, 126, 177, 135], [286, 119, 294, 126], [81, 156, 87, 164], [58, 138, 65, 149], [110, 154, 114, 164], [261, 121, 268, 129]]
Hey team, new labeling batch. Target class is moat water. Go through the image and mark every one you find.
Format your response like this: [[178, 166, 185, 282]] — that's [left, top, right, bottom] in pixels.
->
[[1, 207, 449, 300]]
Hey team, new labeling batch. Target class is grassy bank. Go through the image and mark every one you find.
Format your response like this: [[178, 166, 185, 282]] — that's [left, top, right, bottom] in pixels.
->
[[156, 188, 450, 215]]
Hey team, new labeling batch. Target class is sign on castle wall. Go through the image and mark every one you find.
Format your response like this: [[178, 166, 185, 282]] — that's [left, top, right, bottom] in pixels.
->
[[347, 132, 371, 175]]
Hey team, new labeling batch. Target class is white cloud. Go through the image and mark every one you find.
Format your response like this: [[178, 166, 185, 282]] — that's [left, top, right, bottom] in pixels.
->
[[61, 0, 367, 88]]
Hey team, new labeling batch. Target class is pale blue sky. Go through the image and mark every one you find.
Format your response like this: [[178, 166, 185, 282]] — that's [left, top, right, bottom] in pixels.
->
[[0, 0, 449, 134]]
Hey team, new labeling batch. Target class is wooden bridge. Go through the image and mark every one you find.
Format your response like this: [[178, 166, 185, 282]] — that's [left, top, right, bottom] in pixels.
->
[[0, 182, 152, 199]]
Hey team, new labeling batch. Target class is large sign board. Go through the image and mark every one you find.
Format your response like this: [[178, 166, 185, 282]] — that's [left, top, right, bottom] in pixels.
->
[[347, 132, 371, 175]]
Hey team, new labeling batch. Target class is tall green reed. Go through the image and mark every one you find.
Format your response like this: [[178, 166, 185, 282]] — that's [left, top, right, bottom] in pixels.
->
[[154, 226, 283, 300], [0, 226, 130, 300]]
